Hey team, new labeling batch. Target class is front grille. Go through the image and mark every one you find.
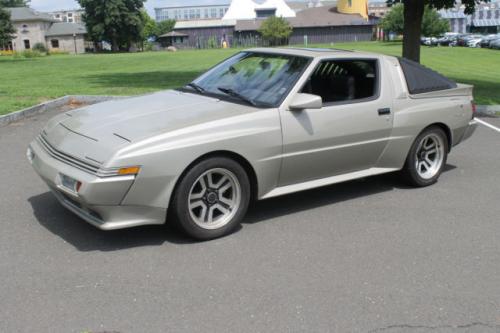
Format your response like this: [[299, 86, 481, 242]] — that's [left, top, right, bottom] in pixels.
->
[[38, 134, 101, 175]]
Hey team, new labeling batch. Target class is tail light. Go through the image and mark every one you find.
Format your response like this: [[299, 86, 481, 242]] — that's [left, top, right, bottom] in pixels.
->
[[471, 101, 476, 119]]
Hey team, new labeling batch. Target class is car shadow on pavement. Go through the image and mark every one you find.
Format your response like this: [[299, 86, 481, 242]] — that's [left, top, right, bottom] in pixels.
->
[[28, 192, 196, 252], [28, 166, 456, 251], [244, 165, 456, 224]]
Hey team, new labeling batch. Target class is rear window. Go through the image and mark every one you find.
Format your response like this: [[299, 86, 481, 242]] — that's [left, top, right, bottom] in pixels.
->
[[398, 58, 457, 95]]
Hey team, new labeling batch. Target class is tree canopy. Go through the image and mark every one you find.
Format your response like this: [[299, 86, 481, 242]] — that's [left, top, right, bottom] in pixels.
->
[[386, 0, 489, 62], [0, 6, 15, 48], [78, 0, 146, 51], [381, 4, 449, 38], [258, 16, 292, 46], [0, 0, 29, 7]]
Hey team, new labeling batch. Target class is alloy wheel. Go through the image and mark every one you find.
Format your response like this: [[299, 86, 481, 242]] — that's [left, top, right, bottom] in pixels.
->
[[188, 168, 241, 230]]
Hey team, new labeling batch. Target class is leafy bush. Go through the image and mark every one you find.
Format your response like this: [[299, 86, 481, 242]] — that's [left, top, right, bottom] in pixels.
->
[[20, 50, 45, 58], [49, 50, 70, 55], [32, 43, 48, 53], [258, 16, 292, 46], [207, 36, 218, 49], [0, 50, 15, 56]]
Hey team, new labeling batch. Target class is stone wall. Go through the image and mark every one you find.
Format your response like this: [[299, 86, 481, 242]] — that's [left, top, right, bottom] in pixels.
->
[[46, 35, 85, 54], [11, 21, 51, 51]]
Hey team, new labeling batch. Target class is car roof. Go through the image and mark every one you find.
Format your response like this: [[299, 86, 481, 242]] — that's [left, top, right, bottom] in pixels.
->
[[246, 47, 384, 60]]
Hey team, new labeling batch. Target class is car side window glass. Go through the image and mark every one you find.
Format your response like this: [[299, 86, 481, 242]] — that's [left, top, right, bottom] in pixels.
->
[[301, 59, 378, 105]]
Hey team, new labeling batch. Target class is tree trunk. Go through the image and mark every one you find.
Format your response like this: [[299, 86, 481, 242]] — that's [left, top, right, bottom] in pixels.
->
[[403, 0, 425, 63], [111, 37, 119, 52]]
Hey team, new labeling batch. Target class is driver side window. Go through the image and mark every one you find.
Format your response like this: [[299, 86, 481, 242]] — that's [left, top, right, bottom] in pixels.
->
[[301, 59, 378, 105]]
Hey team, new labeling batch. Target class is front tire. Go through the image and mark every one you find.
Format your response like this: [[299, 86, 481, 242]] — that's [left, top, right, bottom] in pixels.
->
[[171, 157, 251, 240], [402, 126, 448, 187]]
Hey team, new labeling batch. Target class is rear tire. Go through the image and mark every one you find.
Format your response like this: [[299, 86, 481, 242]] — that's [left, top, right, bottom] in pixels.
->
[[171, 157, 250, 240], [402, 126, 448, 187]]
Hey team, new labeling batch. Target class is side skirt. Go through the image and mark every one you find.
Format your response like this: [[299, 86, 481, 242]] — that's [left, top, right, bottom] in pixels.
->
[[260, 167, 400, 200]]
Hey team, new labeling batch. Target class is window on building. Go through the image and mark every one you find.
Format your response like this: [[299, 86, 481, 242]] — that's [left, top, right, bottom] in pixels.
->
[[219, 8, 225, 17], [211, 8, 217, 18], [301, 60, 378, 104], [51, 39, 59, 48], [68, 18, 73, 23], [68, 12, 73, 17], [255, 9, 277, 18], [24, 39, 30, 49]]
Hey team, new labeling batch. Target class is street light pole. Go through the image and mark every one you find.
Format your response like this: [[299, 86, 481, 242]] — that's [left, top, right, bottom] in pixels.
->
[[73, 33, 77, 54]]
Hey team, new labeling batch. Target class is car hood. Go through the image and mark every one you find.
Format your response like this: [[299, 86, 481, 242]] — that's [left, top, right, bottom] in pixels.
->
[[42, 90, 254, 164]]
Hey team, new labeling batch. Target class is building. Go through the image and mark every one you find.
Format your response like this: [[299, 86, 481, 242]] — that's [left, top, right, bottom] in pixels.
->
[[155, 3, 230, 21], [440, 2, 500, 33], [162, 1, 377, 49], [49, 9, 84, 23], [286, 1, 337, 13], [368, 1, 390, 18], [2, 7, 86, 54], [235, 4, 375, 45], [223, 0, 296, 20]]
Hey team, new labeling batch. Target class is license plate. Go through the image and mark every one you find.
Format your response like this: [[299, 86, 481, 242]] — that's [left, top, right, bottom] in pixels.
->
[[61, 174, 78, 192]]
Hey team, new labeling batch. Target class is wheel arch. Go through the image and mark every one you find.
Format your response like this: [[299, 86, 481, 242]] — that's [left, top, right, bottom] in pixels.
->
[[168, 150, 259, 210], [422, 122, 453, 152]]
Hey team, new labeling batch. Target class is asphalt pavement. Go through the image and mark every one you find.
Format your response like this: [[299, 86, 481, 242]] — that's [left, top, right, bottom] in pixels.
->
[[1, 109, 499, 333]]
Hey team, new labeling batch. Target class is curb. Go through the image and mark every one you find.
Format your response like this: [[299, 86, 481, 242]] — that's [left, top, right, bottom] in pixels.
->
[[476, 105, 500, 117], [0, 96, 498, 128], [0, 95, 127, 128]]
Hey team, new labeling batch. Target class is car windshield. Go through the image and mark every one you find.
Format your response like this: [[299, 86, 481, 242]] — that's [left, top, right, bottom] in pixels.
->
[[189, 52, 310, 107]]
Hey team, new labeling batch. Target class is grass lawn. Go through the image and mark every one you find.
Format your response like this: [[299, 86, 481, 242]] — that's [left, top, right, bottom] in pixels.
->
[[0, 41, 499, 116]]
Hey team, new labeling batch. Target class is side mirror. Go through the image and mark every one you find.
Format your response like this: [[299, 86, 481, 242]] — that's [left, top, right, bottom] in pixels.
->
[[289, 93, 323, 111]]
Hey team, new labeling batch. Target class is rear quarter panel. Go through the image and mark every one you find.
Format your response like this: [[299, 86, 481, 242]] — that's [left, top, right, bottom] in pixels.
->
[[376, 57, 473, 169]]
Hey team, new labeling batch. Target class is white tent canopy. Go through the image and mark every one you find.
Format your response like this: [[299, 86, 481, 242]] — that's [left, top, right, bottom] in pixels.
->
[[223, 0, 296, 20]]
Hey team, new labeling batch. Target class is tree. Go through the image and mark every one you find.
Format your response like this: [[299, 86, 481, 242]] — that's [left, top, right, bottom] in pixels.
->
[[422, 7, 449, 37], [0, 0, 30, 7], [141, 10, 156, 41], [387, 0, 489, 63], [0, 6, 15, 49], [258, 16, 292, 46], [380, 4, 449, 38], [155, 19, 175, 38], [380, 3, 404, 36], [78, 0, 146, 51]]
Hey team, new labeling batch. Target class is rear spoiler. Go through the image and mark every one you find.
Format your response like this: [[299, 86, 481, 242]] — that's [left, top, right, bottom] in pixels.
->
[[409, 83, 473, 99]]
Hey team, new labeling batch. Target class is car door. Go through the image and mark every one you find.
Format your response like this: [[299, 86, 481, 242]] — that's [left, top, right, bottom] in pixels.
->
[[278, 58, 394, 186]]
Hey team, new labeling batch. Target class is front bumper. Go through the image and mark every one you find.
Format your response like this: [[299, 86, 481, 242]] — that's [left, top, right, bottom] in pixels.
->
[[28, 139, 166, 230]]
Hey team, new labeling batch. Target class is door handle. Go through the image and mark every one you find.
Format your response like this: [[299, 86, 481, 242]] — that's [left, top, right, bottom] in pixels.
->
[[378, 108, 391, 116]]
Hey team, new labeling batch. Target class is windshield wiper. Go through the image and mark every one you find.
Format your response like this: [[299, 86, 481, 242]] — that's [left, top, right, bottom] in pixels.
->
[[186, 82, 205, 94], [217, 87, 257, 106]]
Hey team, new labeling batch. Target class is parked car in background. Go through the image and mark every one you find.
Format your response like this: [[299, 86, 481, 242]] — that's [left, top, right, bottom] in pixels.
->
[[467, 36, 484, 48], [437, 36, 454, 46], [489, 38, 500, 49], [479, 34, 499, 48], [422, 37, 439, 46], [28, 48, 478, 240]]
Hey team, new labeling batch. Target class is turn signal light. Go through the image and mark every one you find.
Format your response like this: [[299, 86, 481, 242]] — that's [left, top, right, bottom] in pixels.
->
[[118, 166, 141, 176]]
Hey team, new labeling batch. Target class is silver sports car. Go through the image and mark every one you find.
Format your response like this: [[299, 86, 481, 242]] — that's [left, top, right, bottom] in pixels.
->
[[28, 48, 477, 240]]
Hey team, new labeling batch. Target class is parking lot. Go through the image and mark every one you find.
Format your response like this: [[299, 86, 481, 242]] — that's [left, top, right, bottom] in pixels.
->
[[0, 108, 499, 333]]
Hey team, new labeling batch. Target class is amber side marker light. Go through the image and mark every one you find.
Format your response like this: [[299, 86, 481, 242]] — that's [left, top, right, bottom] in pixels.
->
[[118, 166, 141, 176]]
